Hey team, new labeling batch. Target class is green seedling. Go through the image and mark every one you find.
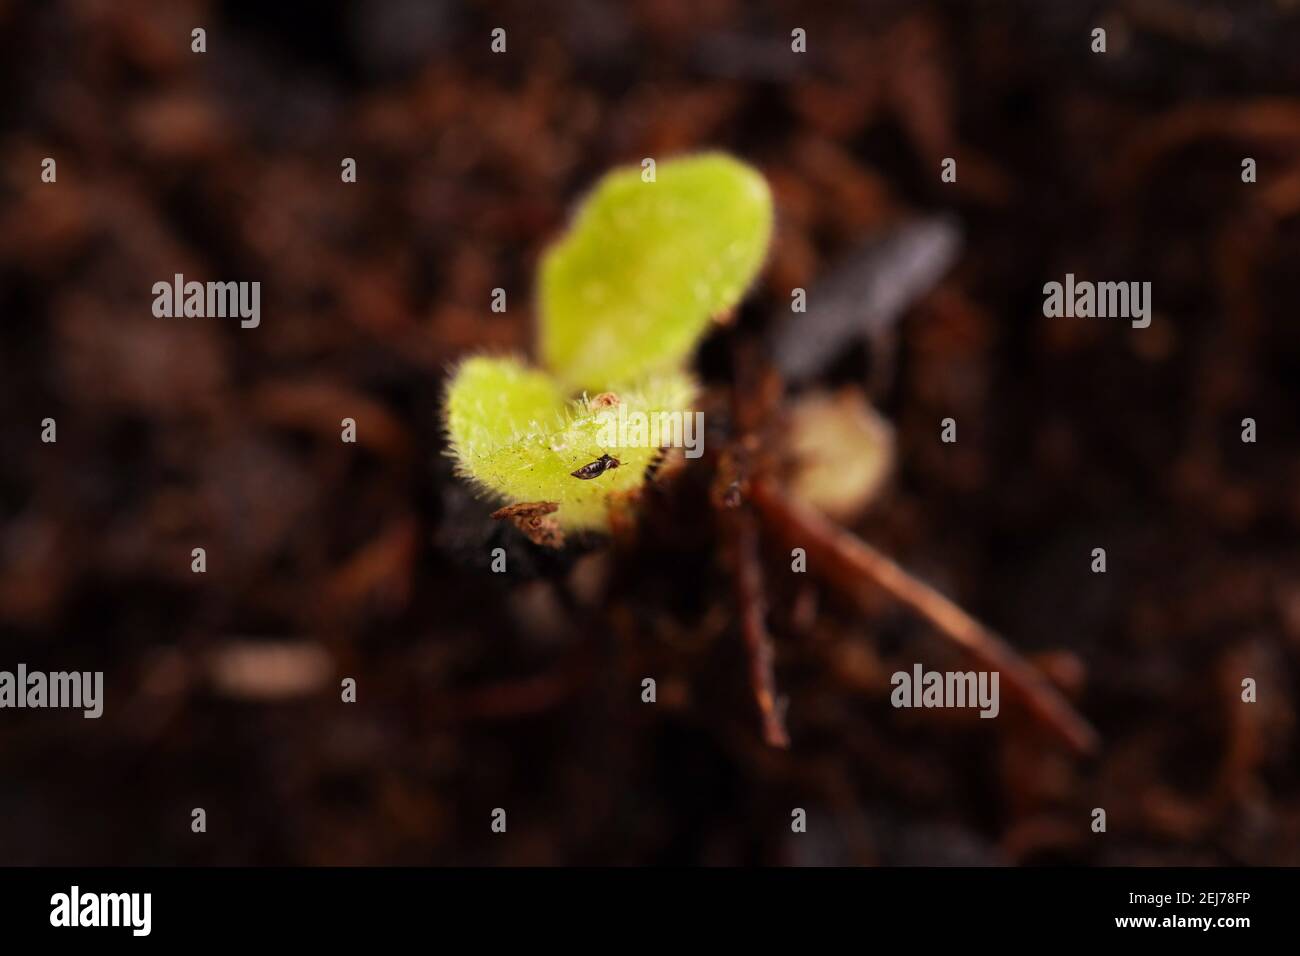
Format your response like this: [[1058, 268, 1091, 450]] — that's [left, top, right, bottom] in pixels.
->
[[443, 152, 1098, 758], [444, 153, 773, 535]]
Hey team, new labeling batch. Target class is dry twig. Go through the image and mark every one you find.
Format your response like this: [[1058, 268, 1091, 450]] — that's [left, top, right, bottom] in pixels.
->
[[750, 478, 1099, 756], [727, 506, 790, 748]]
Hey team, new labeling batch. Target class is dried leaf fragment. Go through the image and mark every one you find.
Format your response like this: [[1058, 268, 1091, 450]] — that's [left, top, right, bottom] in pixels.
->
[[491, 501, 566, 548]]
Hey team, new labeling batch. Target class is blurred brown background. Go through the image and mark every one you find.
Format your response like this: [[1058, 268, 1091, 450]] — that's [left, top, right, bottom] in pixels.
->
[[1, 0, 1299, 864]]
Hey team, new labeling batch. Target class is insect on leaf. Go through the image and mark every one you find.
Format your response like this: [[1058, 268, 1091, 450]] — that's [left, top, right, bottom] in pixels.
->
[[445, 355, 697, 530]]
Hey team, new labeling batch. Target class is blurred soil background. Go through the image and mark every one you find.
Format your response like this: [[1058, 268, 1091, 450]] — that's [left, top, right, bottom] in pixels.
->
[[1, 0, 1299, 864]]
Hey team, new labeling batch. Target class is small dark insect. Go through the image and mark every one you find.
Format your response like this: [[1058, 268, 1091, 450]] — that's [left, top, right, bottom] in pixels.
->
[[570, 454, 620, 480]]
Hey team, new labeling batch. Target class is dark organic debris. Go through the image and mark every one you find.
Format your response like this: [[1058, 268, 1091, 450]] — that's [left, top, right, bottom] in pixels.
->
[[769, 216, 962, 383], [491, 501, 565, 548]]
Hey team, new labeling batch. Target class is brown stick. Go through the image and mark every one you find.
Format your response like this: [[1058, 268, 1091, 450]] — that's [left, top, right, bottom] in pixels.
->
[[728, 507, 791, 748], [750, 478, 1098, 756]]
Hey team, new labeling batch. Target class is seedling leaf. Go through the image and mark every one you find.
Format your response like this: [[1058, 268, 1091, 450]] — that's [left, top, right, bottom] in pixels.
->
[[539, 152, 773, 391], [445, 355, 696, 530]]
